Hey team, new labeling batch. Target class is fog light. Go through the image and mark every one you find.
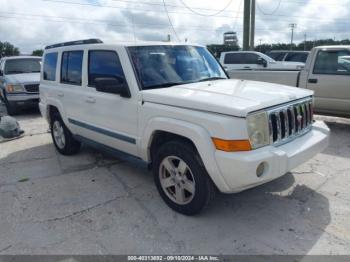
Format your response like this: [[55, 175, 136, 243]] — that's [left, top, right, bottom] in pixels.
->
[[256, 162, 266, 177]]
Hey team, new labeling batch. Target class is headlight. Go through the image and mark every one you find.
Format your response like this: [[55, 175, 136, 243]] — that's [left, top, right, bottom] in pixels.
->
[[6, 84, 25, 93], [247, 112, 270, 149]]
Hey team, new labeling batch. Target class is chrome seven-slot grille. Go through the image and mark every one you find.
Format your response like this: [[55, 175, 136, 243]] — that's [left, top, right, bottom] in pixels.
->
[[268, 98, 313, 145]]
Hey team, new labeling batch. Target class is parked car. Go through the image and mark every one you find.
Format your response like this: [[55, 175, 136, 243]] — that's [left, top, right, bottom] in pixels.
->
[[219, 51, 305, 71], [267, 50, 310, 63], [229, 46, 350, 117], [0, 56, 41, 115], [40, 39, 329, 215]]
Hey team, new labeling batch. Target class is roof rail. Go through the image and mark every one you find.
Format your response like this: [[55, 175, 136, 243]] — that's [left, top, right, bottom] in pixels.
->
[[45, 39, 103, 50]]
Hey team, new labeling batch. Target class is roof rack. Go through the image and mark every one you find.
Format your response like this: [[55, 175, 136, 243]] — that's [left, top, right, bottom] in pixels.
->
[[45, 39, 103, 50]]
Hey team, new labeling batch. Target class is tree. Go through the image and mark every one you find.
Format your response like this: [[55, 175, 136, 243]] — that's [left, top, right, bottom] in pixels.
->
[[32, 49, 44, 56], [0, 41, 20, 58], [207, 44, 240, 58], [254, 38, 350, 53]]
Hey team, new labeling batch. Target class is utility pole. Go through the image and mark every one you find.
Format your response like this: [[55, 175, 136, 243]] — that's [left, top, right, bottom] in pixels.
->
[[304, 33, 307, 51], [243, 0, 251, 51], [289, 23, 297, 50], [249, 0, 256, 50]]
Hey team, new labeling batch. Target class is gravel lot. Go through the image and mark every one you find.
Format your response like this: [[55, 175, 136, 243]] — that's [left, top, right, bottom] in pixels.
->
[[0, 107, 349, 255]]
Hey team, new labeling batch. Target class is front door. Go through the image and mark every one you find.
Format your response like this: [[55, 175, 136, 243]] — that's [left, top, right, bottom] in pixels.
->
[[69, 49, 138, 156], [306, 49, 350, 116]]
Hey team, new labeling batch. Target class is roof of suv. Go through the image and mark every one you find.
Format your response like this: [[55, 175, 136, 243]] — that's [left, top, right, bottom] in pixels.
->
[[44, 39, 203, 52], [1, 56, 42, 61]]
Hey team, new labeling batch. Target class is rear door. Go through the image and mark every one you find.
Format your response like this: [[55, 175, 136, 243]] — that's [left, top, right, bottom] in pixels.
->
[[306, 48, 350, 116]]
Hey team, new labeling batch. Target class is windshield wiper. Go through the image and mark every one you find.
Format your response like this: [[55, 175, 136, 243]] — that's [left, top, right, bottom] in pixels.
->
[[145, 82, 185, 89], [198, 77, 226, 82]]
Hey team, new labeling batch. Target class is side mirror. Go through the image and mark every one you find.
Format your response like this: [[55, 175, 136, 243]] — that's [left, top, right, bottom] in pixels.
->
[[95, 77, 130, 98], [257, 58, 267, 68]]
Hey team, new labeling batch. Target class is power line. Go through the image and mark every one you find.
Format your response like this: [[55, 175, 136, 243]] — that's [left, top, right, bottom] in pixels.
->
[[178, 0, 235, 16], [40, 0, 350, 22], [233, 0, 243, 30], [110, 0, 239, 14], [162, 0, 180, 41], [257, 0, 282, 15]]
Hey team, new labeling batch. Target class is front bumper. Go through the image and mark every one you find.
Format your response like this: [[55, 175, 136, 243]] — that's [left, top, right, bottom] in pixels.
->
[[214, 120, 330, 193], [6, 93, 39, 103]]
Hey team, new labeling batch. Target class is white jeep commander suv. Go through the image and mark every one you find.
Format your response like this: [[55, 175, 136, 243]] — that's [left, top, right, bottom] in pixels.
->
[[39, 39, 330, 215]]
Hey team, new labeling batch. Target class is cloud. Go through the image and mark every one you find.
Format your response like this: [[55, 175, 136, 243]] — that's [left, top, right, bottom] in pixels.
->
[[0, 0, 349, 53]]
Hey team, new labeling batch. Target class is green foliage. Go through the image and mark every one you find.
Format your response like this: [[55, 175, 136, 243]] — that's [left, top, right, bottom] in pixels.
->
[[207, 44, 240, 58], [32, 49, 44, 56], [255, 38, 350, 53], [0, 41, 20, 58]]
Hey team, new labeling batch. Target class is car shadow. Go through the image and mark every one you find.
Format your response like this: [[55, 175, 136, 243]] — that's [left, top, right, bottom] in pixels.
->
[[321, 120, 350, 158]]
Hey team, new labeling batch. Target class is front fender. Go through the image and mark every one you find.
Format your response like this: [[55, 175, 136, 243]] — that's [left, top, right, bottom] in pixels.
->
[[140, 117, 231, 192]]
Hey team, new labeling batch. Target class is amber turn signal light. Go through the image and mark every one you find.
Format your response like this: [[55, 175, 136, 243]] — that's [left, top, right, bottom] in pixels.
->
[[212, 138, 252, 152]]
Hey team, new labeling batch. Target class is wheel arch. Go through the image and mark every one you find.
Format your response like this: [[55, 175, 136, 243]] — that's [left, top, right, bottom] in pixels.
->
[[141, 117, 230, 192]]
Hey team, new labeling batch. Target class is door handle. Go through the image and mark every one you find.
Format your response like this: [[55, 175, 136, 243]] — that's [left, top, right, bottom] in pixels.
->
[[57, 91, 64, 97], [308, 78, 318, 84], [85, 97, 96, 104]]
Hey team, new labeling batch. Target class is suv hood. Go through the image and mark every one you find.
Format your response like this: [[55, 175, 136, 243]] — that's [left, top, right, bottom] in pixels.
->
[[4, 73, 40, 84], [141, 79, 313, 117]]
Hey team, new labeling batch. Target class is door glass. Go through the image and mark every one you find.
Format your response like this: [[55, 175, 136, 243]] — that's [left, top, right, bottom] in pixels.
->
[[88, 50, 126, 87], [61, 51, 84, 85], [313, 50, 350, 75], [224, 53, 242, 64]]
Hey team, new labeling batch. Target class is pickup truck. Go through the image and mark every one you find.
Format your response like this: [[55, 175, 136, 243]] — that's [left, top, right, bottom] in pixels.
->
[[39, 39, 330, 215], [229, 46, 350, 117], [0, 56, 41, 115], [220, 51, 305, 71], [267, 50, 310, 63]]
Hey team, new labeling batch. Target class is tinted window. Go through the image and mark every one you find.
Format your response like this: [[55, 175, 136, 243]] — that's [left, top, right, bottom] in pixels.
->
[[224, 53, 259, 64], [61, 51, 83, 85], [88, 50, 126, 87], [243, 53, 260, 64], [268, 52, 286, 61], [285, 52, 308, 63], [224, 53, 242, 64], [43, 52, 58, 81], [313, 50, 350, 75], [4, 59, 41, 75]]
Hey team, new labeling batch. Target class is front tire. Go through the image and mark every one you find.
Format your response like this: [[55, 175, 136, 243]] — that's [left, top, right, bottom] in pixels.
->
[[153, 140, 215, 215], [50, 113, 81, 155], [5, 101, 17, 116]]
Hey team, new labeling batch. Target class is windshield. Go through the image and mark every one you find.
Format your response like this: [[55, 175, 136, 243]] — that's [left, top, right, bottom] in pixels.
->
[[4, 58, 41, 75], [128, 45, 227, 90]]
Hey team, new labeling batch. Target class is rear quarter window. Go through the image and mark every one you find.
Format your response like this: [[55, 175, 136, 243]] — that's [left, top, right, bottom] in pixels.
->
[[43, 52, 58, 81]]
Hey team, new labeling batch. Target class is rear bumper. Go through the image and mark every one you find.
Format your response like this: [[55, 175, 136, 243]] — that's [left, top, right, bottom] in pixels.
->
[[214, 120, 330, 193]]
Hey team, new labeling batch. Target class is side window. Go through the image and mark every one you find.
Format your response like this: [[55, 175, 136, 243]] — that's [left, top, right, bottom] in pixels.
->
[[270, 52, 286, 61], [244, 53, 260, 64], [88, 50, 126, 87], [224, 53, 242, 64], [43, 52, 58, 81], [61, 51, 83, 85], [313, 50, 350, 75], [285, 53, 308, 63]]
